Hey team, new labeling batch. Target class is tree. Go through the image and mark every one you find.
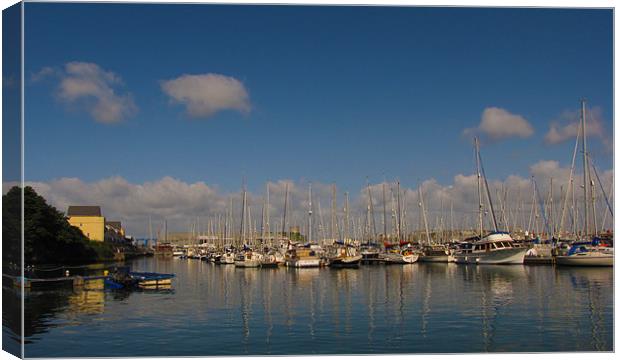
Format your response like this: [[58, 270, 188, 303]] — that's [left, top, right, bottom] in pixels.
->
[[3, 186, 114, 265]]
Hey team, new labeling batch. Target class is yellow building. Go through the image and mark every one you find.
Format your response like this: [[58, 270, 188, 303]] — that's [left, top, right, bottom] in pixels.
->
[[67, 206, 105, 241]]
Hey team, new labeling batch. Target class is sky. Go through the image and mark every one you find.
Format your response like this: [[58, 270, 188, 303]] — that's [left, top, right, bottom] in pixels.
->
[[14, 4, 614, 236]]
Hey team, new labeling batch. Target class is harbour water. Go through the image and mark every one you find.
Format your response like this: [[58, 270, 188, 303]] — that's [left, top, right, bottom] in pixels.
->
[[3, 258, 614, 356]]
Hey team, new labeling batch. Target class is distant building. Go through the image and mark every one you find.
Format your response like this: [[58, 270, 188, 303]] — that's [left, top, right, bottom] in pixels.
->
[[105, 221, 126, 243], [67, 206, 105, 241], [105, 221, 125, 236]]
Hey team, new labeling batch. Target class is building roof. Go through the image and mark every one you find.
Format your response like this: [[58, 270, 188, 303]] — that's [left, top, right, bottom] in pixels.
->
[[106, 221, 122, 231], [67, 206, 102, 217]]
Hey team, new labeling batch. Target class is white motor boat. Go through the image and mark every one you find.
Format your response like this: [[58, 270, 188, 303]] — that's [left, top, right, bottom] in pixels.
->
[[452, 232, 527, 265]]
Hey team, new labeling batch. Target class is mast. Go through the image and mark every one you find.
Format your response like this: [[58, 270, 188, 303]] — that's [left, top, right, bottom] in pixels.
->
[[382, 182, 387, 241], [344, 191, 350, 242], [266, 183, 270, 246], [475, 137, 499, 232], [591, 165, 598, 237], [581, 99, 589, 238], [419, 185, 431, 245], [331, 184, 337, 241], [308, 183, 313, 244], [396, 180, 402, 241], [450, 200, 454, 242], [318, 199, 325, 244], [148, 215, 153, 246], [240, 182, 247, 246], [475, 137, 484, 238], [282, 183, 289, 242], [367, 178, 377, 242], [550, 178, 554, 236], [559, 118, 581, 238]]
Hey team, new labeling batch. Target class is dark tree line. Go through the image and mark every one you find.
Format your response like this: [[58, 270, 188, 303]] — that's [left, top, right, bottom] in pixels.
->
[[3, 186, 114, 265]]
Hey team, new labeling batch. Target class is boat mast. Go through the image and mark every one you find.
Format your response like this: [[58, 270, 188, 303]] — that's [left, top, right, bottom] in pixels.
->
[[344, 191, 350, 242], [318, 198, 325, 245], [367, 178, 377, 243], [450, 200, 454, 242], [266, 183, 270, 246], [559, 117, 581, 238], [282, 183, 289, 243], [475, 137, 484, 238], [581, 99, 589, 238], [382, 182, 387, 242], [550, 178, 554, 236], [148, 215, 153, 246], [240, 181, 247, 246], [331, 184, 337, 242], [419, 185, 431, 245], [396, 180, 402, 241], [308, 183, 313, 244], [476, 137, 499, 232]]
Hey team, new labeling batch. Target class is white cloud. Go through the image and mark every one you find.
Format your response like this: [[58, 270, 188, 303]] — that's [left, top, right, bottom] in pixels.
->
[[7, 162, 612, 238], [55, 62, 137, 123], [30, 66, 56, 83], [464, 107, 534, 141], [160, 73, 250, 119], [544, 106, 611, 151]]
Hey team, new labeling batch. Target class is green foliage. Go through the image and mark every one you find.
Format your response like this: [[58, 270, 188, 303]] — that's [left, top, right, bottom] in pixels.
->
[[3, 186, 115, 265], [2, 186, 22, 265]]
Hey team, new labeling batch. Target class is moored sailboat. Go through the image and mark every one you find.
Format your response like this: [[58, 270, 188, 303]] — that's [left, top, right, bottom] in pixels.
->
[[553, 100, 614, 267]]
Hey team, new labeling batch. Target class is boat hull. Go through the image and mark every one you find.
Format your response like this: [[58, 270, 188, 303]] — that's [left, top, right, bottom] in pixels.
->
[[234, 260, 261, 268], [454, 247, 527, 265], [329, 255, 362, 268], [287, 258, 321, 268], [556, 254, 613, 267], [419, 255, 450, 263], [220, 254, 235, 264], [381, 253, 419, 264]]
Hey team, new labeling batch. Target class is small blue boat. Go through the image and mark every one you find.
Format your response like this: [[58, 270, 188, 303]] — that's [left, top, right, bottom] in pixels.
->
[[104, 267, 175, 289]]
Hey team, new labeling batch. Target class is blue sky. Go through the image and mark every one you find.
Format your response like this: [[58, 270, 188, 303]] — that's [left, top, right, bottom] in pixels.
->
[[24, 4, 613, 195]]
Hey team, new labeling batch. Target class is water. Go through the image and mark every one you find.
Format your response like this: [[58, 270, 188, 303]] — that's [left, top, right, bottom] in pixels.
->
[[3, 258, 614, 356]]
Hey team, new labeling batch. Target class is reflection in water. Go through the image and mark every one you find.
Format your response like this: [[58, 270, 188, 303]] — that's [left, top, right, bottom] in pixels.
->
[[4, 258, 613, 357]]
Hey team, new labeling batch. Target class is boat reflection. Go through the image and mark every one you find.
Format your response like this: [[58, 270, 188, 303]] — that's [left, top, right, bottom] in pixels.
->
[[11, 258, 614, 356]]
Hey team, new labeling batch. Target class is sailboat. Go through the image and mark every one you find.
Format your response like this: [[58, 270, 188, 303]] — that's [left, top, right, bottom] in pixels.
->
[[234, 181, 262, 268], [328, 190, 362, 267], [260, 184, 280, 268], [452, 138, 528, 265], [556, 100, 614, 267], [360, 180, 382, 264], [380, 181, 419, 264], [286, 184, 322, 268], [418, 185, 451, 262]]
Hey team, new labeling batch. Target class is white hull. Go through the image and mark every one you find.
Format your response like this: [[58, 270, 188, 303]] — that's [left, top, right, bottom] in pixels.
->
[[556, 254, 613, 267], [454, 247, 527, 265], [234, 260, 261, 268], [220, 254, 235, 264], [402, 254, 419, 263], [382, 252, 419, 264], [287, 258, 321, 268]]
